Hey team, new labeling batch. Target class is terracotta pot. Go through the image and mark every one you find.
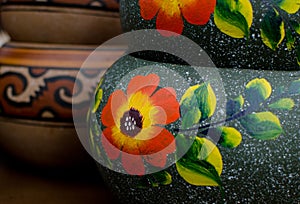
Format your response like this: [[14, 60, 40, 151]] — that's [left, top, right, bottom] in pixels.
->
[[120, 0, 300, 70], [0, 5, 122, 44], [90, 54, 300, 203], [0, 117, 89, 168], [0, 41, 124, 167], [1, 0, 119, 11]]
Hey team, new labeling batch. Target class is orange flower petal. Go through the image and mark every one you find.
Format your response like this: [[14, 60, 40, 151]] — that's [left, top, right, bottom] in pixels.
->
[[142, 128, 176, 168], [121, 153, 145, 175], [144, 149, 169, 168], [140, 127, 176, 154], [101, 132, 120, 160], [150, 87, 180, 124], [127, 74, 160, 97], [101, 90, 128, 128], [156, 8, 184, 36], [139, 0, 161, 20], [181, 0, 216, 25]]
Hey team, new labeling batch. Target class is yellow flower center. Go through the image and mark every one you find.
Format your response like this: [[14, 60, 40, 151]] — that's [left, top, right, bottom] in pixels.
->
[[160, 0, 181, 17]]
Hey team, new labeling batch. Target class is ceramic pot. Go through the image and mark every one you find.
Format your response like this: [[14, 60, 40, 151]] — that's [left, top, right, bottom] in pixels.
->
[[0, 5, 122, 44], [0, 41, 124, 167], [120, 0, 300, 70], [1, 0, 119, 11], [90, 54, 300, 203]]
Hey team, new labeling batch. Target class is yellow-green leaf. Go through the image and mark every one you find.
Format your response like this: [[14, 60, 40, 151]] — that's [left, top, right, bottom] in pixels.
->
[[260, 8, 285, 50], [288, 78, 300, 94], [226, 95, 244, 116], [286, 29, 295, 51], [176, 137, 223, 186], [214, 0, 253, 38], [297, 46, 300, 66], [180, 85, 199, 104], [218, 126, 242, 148], [290, 20, 300, 35], [92, 77, 104, 113], [181, 83, 216, 120], [245, 78, 272, 106], [181, 107, 201, 129], [275, 0, 300, 14], [194, 83, 217, 120], [240, 112, 283, 140], [269, 98, 295, 110], [93, 89, 103, 113], [180, 85, 202, 128], [138, 171, 172, 188]]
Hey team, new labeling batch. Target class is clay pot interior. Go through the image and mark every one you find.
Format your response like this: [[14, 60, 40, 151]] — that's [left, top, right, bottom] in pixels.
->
[[1, 0, 120, 11], [0, 5, 122, 44]]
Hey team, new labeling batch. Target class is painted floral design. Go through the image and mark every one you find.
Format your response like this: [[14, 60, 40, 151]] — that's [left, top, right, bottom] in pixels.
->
[[90, 72, 300, 191], [100, 74, 180, 175], [139, 0, 216, 36], [138, 0, 300, 64]]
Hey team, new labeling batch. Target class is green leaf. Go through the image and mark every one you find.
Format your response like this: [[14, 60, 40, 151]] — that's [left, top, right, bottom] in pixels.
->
[[269, 98, 295, 110], [93, 89, 103, 113], [181, 107, 201, 129], [297, 46, 300, 66], [274, 85, 286, 96], [217, 126, 242, 148], [194, 83, 217, 120], [290, 20, 300, 35], [180, 85, 202, 128], [288, 79, 300, 94], [226, 95, 244, 116], [245, 78, 272, 107], [240, 112, 283, 140], [175, 134, 195, 158], [260, 8, 285, 50], [274, 0, 300, 14], [138, 171, 172, 188], [180, 83, 216, 121], [176, 137, 223, 186], [286, 29, 295, 51], [177, 159, 222, 187], [93, 77, 104, 113], [214, 0, 253, 38], [180, 85, 199, 107]]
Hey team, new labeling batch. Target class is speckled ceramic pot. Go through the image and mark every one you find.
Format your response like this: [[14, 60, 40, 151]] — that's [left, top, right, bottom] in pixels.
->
[[90, 54, 300, 203], [0, 42, 123, 167], [120, 0, 299, 70], [0, 4, 121, 44]]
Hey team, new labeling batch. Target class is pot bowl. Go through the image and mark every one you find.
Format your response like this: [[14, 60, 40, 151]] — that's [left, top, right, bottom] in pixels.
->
[[0, 41, 124, 167], [0, 5, 122, 44], [1, 0, 119, 11], [90, 54, 300, 203]]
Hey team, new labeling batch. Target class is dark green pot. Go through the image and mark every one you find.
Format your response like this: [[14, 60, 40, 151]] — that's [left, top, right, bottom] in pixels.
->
[[90, 54, 300, 203], [120, 0, 300, 70]]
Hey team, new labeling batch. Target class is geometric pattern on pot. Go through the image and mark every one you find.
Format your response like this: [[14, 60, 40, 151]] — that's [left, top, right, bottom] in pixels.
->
[[0, 65, 105, 121], [2, 0, 120, 10]]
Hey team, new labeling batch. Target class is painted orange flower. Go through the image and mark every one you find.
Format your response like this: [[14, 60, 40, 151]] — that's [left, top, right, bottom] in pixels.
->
[[101, 74, 180, 175], [139, 0, 216, 36]]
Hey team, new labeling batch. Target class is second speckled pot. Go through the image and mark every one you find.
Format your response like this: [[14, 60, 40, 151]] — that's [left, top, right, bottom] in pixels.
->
[[120, 0, 300, 70], [90, 54, 300, 203]]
